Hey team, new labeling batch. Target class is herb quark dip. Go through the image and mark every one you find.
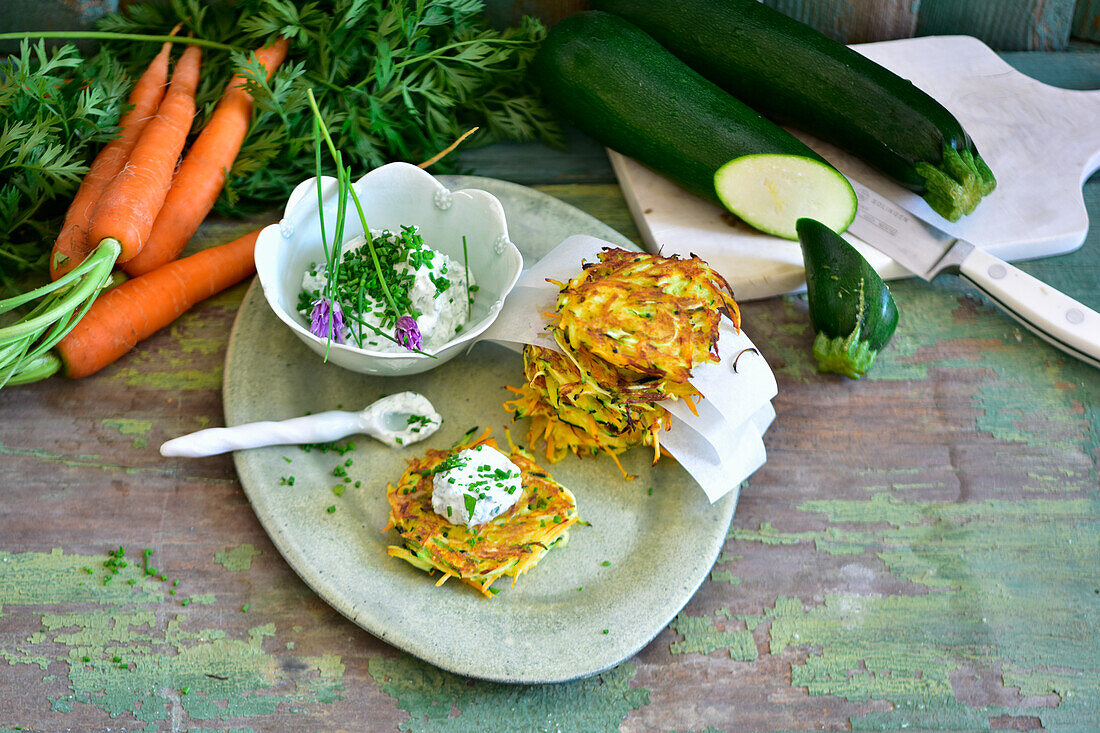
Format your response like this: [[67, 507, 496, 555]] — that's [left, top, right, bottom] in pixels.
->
[[431, 444, 523, 528], [299, 225, 475, 353]]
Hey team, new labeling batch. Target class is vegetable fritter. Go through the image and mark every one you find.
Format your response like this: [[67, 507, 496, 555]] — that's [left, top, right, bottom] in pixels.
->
[[385, 430, 578, 597]]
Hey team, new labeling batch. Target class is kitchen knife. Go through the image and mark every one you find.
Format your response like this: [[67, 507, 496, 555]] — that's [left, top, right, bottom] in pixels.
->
[[845, 181, 1100, 369]]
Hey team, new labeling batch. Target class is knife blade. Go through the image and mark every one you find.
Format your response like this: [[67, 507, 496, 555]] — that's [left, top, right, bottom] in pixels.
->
[[845, 181, 1100, 369]]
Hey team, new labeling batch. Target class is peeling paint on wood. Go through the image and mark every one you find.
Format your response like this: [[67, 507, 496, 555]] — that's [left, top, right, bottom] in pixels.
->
[[368, 656, 648, 732]]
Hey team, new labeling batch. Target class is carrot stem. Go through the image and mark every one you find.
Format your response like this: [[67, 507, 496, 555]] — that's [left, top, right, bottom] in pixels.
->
[[123, 37, 289, 276], [0, 31, 239, 52], [3, 352, 61, 385], [0, 239, 119, 389]]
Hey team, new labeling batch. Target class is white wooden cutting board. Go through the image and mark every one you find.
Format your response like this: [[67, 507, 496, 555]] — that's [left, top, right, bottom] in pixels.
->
[[610, 35, 1100, 300]]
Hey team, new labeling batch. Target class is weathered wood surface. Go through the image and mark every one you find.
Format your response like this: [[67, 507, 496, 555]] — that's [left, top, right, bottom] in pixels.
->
[[2, 54, 1100, 732], [765, 0, 921, 42], [1076, 0, 1100, 40], [917, 0, 1079, 50], [484, 0, 1100, 49]]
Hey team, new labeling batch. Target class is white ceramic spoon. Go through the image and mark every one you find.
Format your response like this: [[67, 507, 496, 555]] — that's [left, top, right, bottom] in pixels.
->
[[160, 391, 441, 457]]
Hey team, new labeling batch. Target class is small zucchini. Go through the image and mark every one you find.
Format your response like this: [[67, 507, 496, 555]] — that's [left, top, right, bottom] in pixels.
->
[[796, 218, 899, 378], [593, 0, 996, 222], [531, 11, 856, 239]]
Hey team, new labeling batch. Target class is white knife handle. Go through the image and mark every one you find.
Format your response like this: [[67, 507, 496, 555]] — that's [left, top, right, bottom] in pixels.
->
[[958, 247, 1100, 369], [160, 410, 362, 458]]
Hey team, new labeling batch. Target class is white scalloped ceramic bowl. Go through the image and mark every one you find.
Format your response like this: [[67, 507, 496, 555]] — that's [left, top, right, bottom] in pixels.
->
[[254, 163, 522, 377]]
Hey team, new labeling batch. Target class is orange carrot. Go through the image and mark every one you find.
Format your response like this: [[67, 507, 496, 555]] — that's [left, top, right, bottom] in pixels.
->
[[87, 45, 202, 264], [49, 40, 174, 280], [56, 227, 262, 379], [124, 38, 289, 277]]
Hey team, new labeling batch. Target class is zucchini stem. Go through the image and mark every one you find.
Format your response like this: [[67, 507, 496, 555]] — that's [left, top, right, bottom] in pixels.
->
[[916, 145, 997, 222], [811, 326, 878, 380]]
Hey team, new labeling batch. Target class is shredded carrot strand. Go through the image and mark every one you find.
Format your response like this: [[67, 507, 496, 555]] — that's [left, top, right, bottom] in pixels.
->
[[417, 126, 478, 169]]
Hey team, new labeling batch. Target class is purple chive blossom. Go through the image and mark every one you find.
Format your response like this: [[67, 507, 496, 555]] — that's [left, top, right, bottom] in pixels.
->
[[395, 315, 422, 351], [309, 298, 345, 343]]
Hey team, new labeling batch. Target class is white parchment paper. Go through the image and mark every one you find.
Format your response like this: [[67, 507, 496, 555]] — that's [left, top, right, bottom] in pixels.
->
[[478, 235, 778, 502]]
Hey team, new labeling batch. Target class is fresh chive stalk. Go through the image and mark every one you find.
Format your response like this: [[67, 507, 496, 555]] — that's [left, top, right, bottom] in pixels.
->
[[306, 88, 421, 355], [462, 235, 471, 321]]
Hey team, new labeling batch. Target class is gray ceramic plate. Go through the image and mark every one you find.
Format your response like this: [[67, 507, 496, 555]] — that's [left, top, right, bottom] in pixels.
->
[[224, 176, 737, 683]]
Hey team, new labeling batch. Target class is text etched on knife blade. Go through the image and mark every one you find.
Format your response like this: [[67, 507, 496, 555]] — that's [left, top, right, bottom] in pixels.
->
[[856, 183, 913, 237]]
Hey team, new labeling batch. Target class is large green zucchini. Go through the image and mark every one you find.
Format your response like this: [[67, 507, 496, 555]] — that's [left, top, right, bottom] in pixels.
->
[[593, 0, 996, 221], [531, 11, 856, 240]]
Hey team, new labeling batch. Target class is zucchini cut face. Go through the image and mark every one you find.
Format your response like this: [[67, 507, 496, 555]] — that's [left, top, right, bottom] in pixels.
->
[[714, 154, 856, 240]]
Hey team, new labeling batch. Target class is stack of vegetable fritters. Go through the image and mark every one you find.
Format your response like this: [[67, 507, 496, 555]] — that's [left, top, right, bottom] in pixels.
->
[[507, 248, 739, 471]]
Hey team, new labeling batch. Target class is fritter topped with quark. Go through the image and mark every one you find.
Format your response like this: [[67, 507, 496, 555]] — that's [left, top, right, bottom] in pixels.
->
[[553, 249, 740, 383], [385, 430, 578, 598], [507, 248, 740, 473]]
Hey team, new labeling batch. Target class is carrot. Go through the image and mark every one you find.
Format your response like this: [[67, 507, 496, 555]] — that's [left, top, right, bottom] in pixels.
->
[[49, 40, 174, 280], [87, 44, 202, 264], [124, 38, 289, 277], [56, 227, 262, 379]]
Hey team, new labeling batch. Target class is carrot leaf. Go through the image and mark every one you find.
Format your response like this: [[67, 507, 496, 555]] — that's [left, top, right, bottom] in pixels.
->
[[0, 40, 127, 295], [95, 0, 562, 215]]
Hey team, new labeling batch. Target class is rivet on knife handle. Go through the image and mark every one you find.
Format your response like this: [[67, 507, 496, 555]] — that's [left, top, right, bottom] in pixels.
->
[[957, 247, 1100, 369]]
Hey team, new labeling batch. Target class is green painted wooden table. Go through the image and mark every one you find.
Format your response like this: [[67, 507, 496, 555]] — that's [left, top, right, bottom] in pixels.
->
[[2, 52, 1099, 732]]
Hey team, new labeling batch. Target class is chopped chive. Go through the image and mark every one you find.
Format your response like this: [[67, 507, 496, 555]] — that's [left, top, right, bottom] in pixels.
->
[[462, 235, 471, 320], [242, 604, 250, 612], [326, 505, 336, 514]]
